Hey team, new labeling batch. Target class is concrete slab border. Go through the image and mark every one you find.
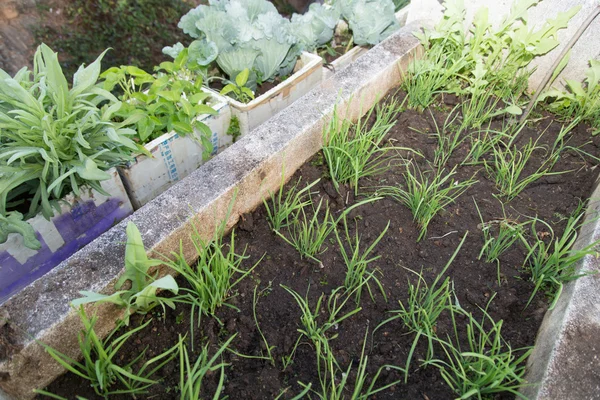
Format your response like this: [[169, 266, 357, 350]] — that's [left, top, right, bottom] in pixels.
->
[[0, 23, 424, 399]]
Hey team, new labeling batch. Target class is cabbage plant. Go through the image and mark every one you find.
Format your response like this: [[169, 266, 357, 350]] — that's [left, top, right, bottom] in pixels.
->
[[0, 44, 139, 249], [337, 0, 400, 46], [178, 0, 299, 88], [290, 3, 340, 52]]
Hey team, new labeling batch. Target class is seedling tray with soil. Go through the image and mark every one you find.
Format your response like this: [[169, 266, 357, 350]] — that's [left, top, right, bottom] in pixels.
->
[[40, 88, 600, 399]]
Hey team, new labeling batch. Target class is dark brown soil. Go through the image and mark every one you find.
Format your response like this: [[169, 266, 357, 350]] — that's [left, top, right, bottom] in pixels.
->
[[321, 31, 359, 65], [41, 89, 600, 399]]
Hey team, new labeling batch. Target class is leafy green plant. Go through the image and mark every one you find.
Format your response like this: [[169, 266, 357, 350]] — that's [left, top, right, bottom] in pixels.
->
[[178, 333, 235, 400], [0, 44, 139, 249], [485, 136, 563, 201], [423, 299, 533, 400], [521, 203, 599, 309], [378, 163, 476, 241], [540, 59, 600, 133], [406, 0, 579, 110], [100, 50, 218, 148], [264, 175, 320, 233], [374, 233, 466, 382], [334, 214, 389, 304], [323, 100, 415, 195], [72, 222, 179, 325], [219, 69, 256, 104], [37, 307, 179, 399]]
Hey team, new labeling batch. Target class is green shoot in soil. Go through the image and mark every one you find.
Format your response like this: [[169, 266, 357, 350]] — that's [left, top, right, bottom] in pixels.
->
[[38, 307, 179, 399], [424, 106, 467, 167], [475, 200, 528, 285], [178, 334, 234, 400], [300, 328, 405, 399], [253, 283, 276, 365], [166, 197, 261, 331], [263, 175, 320, 232], [276, 197, 335, 263], [521, 202, 599, 309], [423, 298, 533, 400], [462, 125, 512, 166], [334, 215, 389, 304], [374, 233, 467, 382], [323, 101, 413, 195], [378, 163, 476, 241], [277, 196, 380, 263], [485, 136, 563, 201]]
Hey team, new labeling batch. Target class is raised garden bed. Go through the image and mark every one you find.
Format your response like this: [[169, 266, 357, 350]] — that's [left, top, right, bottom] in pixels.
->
[[40, 89, 600, 399]]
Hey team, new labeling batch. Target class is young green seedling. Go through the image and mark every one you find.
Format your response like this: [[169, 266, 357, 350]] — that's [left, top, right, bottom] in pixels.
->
[[423, 297, 533, 400], [322, 100, 416, 195], [378, 163, 476, 241], [521, 202, 599, 309], [374, 233, 467, 382], [334, 214, 389, 304]]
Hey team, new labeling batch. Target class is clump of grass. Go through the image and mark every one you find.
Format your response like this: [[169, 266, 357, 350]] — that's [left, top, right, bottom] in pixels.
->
[[521, 202, 599, 309], [334, 214, 389, 304], [378, 163, 476, 241], [475, 199, 528, 285], [413, 107, 466, 168], [373, 233, 466, 382], [402, 41, 467, 111], [276, 197, 335, 263], [178, 334, 235, 400], [459, 61, 523, 130], [282, 285, 362, 383], [322, 100, 415, 195], [485, 136, 564, 201], [300, 328, 404, 399], [263, 174, 320, 232], [36, 307, 179, 399], [423, 299, 533, 400], [166, 198, 261, 329], [277, 194, 380, 263], [462, 125, 512, 166]]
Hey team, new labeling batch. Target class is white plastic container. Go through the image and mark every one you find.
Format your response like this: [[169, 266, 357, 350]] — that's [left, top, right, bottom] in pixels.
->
[[0, 168, 133, 303], [118, 91, 232, 209], [225, 52, 323, 135]]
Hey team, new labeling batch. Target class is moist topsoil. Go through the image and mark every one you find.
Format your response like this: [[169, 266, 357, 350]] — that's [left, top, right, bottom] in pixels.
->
[[41, 90, 600, 399]]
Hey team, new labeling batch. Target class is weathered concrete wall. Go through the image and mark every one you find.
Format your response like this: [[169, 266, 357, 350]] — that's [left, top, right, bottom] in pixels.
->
[[407, 0, 600, 89]]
